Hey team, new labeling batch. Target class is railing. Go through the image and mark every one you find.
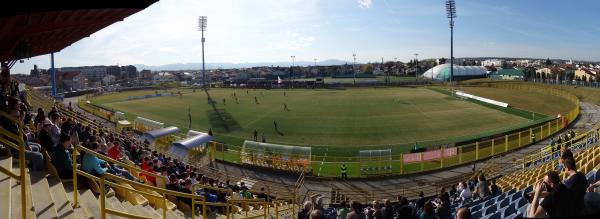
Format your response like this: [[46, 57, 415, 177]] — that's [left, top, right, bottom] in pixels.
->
[[520, 123, 600, 168], [71, 144, 299, 219], [72, 145, 209, 219], [0, 110, 28, 219], [25, 87, 304, 219]]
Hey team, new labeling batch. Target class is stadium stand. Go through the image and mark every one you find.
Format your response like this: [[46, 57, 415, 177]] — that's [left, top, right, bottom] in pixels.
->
[[0, 85, 302, 219]]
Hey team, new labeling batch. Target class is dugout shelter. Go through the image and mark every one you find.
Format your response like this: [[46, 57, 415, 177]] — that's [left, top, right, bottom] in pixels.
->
[[241, 140, 311, 172]]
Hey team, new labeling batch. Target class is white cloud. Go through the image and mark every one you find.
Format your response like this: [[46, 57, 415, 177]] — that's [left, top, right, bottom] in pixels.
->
[[358, 0, 373, 9], [269, 31, 316, 50]]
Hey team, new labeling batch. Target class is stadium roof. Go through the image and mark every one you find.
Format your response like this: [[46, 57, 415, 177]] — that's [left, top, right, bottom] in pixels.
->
[[242, 140, 311, 156], [421, 64, 488, 81], [0, 0, 158, 62], [169, 133, 214, 158], [142, 126, 180, 140], [494, 68, 525, 76]]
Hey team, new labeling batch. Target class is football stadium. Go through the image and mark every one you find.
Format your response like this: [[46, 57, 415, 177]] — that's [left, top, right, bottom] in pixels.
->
[[3, 1, 600, 219]]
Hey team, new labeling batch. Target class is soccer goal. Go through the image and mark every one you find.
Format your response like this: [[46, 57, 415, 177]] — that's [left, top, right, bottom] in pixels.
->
[[359, 149, 393, 176]]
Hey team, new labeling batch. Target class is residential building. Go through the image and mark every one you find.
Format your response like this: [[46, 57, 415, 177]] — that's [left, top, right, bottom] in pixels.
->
[[60, 66, 107, 82], [575, 68, 597, 81], [59, 71, 87, 91], [481, 59, 503, 67]]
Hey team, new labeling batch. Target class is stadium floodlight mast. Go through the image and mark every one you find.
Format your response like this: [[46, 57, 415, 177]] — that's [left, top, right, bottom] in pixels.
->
[[353, 53, 357, 85], [198, 16, 207, 90], [446, 0, 456, 86], [414, 53, 419, 82], [290, 55, 295, 88]]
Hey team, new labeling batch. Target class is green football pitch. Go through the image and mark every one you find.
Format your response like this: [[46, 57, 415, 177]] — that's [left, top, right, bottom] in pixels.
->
[[90, 87, 558, 155]]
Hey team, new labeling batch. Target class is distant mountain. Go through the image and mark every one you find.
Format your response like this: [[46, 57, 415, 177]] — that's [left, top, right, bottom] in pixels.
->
[[133, 59, 349, 71]]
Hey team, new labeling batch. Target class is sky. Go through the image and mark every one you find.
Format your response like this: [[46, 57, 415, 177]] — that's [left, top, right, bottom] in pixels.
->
[[11, 0, 600, 74]]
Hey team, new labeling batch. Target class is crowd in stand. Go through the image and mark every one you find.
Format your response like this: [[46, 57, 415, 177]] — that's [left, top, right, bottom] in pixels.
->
[[0, 68, 277, 216], [298, 148, 600, 219]]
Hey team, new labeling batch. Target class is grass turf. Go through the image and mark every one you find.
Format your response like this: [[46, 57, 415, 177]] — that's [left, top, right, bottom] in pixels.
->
[[92, 87, 537, 155]]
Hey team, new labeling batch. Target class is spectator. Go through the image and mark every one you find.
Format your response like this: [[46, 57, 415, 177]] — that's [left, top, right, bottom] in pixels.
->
[[455, 207, 471, 219], [310, 209, 324, 219], [49, 113, 61, 145], [337, 201, 350, 219], [393, 196, 412, 219], [528, 170, 575, 217], [166, 174, 181, 191], [81, 142, 137, 181], [371, 200, 382, 219], [34, 107, 45, 130], [3, 106, 44, 171], [107, 142, 123, 161], [490, 179, 501, 196], [475, 174, 491, 199], [381, 199, 393, 219], [449, 185, 457, 199], [435, 194, 452, 219], [178, 179, 193, 206], [415, 191, 426, 214], [439, 187, 450, 203], [562, 157, 588, 214], [585, 175, 600, 214], [457, 182, 472, 204], [256, 187, 271, 202], [299, 201, 313, 219], [557, 144, 573, 171], [37, 118, 54, 151], [346, 201, 365, 219], [50, 134, 74, 179], [420, 200, 435, 219]]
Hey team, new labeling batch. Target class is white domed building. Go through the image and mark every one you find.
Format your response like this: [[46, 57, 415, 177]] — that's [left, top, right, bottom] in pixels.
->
[[421, 64, 489, 81]]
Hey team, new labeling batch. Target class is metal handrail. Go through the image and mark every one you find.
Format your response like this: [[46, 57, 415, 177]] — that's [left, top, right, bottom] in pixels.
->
[[0, 110, 28, 219], [75, 145, 167, 184]]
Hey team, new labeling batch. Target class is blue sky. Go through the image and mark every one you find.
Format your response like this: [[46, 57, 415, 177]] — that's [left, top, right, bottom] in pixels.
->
[[12, 0, 600, 74]]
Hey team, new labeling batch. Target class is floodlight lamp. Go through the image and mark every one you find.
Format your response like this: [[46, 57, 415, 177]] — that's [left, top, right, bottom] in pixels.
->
[[198, 16, 207, 31]]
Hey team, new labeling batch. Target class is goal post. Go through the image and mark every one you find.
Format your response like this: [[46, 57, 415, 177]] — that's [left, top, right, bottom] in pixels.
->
[[359, 149, 392, 176]]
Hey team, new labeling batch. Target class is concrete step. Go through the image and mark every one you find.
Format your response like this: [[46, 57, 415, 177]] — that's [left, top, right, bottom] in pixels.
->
[[63, 181, 93, 219], [121, 201, 155, 218], [46, 177, 77, 219], [0, 156, 13, 219], [29, 172, 59, 219], [78, 188, 102, 219], [11, 164, 36, 219], [104, 196, 127, 219], [143, 204, 163, 218]]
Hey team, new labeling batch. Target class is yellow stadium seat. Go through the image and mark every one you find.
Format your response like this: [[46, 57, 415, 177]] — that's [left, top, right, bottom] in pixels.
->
[[114, 182, 149, 206], [586, 162, 594, 174]]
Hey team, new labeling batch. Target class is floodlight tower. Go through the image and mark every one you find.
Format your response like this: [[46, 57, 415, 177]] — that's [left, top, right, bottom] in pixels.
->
[[198, 16, 207, 90], [446, 0, 456, 84], [313, 58, 318, 78], [290, 55, 295, 88], [353, 53, 357, 85], [414, 53, 419, 82]]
